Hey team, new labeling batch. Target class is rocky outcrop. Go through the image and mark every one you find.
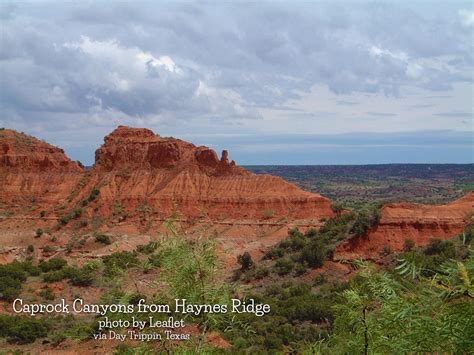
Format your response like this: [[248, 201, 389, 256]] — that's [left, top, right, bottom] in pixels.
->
[[0, 129, 82, 172], [76, 126, 334, 221], [93, 126, 250, 176], [0, 129, 84, 212], [0, 126, 334, 223], [335, 192, 474, 259]]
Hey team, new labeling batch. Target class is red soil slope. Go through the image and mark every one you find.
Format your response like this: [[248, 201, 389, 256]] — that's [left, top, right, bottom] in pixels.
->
[[335, 192, 474, 260], [0, 129, 84, 213]]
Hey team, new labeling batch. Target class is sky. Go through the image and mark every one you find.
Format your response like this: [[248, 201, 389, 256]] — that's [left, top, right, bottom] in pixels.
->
[[0, 0, 473, 165]]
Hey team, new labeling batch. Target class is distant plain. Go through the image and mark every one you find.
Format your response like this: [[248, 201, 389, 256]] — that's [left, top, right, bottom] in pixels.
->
[[247, 164, 474, 208]]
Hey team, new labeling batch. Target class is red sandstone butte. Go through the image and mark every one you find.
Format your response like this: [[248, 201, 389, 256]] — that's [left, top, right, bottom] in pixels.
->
[[0, 126, 333, 223], [64, 126, 335, 221], [335, 192, 474, 260], [0, 129, 84, 212]]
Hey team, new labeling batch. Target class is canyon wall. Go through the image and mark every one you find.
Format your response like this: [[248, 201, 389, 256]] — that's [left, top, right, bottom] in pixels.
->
[[0, 129, 84, 213], [75, 126, 334, 221], [0, 126, 334, 223], [335, 192, 474, 259]]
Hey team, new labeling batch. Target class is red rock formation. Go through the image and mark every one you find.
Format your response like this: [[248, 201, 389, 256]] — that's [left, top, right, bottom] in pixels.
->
[[335, 192, 474, 260], [0, 129, 84, 213], [75, 126, 334, 221]]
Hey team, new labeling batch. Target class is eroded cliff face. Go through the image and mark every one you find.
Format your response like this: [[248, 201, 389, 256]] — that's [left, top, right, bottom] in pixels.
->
[[335, 192, 474, 260], [0, 126, 334, 224], [93, 126, 249, 176], [0, 129, 84, 213], [75, 126, 334, 221]]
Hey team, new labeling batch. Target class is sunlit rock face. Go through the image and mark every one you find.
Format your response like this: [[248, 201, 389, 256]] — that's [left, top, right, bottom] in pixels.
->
[[336, 192, 474, 260], [0, 126, 334, 223]]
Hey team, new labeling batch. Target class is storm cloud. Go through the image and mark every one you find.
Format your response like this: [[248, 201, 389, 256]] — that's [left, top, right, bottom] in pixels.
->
[[0, 1, 472, 164]]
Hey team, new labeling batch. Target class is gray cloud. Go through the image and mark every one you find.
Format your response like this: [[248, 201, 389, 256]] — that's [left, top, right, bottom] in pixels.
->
[[433, 112, 473, 118], [408, 104, 435, 109], [366, 112, 398, 117], [0, 1, 472, 163], [336, 100, 359, 106]]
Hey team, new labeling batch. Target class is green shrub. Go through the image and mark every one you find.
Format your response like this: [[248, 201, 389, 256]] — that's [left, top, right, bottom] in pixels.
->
[[278, 239, 291, 249], [275, 258, 294, 275], [0, 314, 49, 344], [232, 268, 243, 281], [241, 269, 260, 282], [94, 233, 112, 245], [263, 209, 274, 218], [319, 212, 355, 241], [78, 188, 93, 206], [136, 241, 158, 254], [313, 273, 326, 286], [88, 188, 100, 202], [254, 267, 270, 279], [305, 228, 318, 238], [61, 321, 94, 341], [331, 202, 344, 215], [66, 237, 77, 254], [404, 239, 415, 251], [40, 288, 55, 300], [424, 239, 456, 258], [233, 337, 249, 349], [294, 263, 307, 276], [142, 259, 154, 274], [147, 254, 161, 267], [39, 257, 67, 273], [264, 247, 284, 260], [20, 261, 40, 276], [350, 207, 380, 237], [58, 215, 70, 225], [264, 334, 283, 349], [43, 265, 94, 286], [0, 276, 23, 301], [0, 261, 28, 281], [288, 228, 301, 237], [0, 260, 40, 301], [237, 252, 254, 271], [400, 250, 452, 277], [102, 251, 139, 276], [71, 207, 83, 219], [382, 245, 392, 255], [67, 267, 94, 286], [59, 207, 83, 226], [43, 269, 68, 283], [300, 241, 327, 268], [43, 245, 54, 253], [27, 245, 34, 253], [35, 228, 43, 238], [288, 234, 306, 251], [224, 282, 338, 351]]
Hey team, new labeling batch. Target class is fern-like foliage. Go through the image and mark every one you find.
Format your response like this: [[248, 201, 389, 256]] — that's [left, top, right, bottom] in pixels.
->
[[158, 227, 235, 353], [330, 253, 474, 353]]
